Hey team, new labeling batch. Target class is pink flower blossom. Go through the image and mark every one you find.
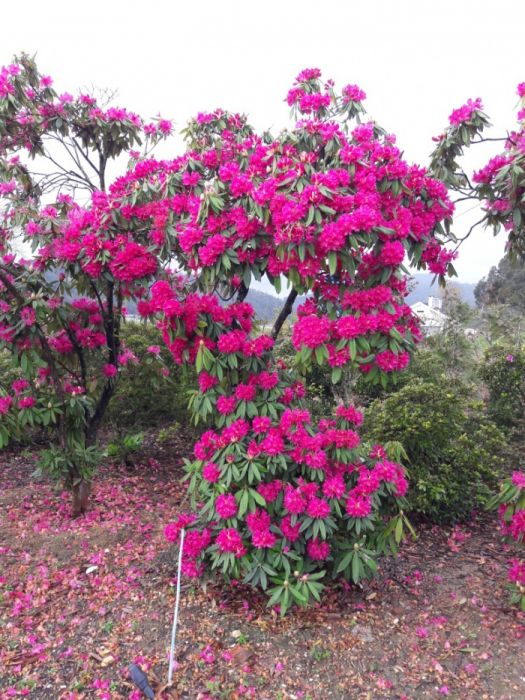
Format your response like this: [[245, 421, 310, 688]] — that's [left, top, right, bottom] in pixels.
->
[[198, 371, 219, 392], [215, 493, 238, 519], [252, 416, 272, 434], [216, 528, 245, 556], [284, 487, 307, 514], [448, 98, 483, 125], [21, 307, 36, 326], [511, 471, 525, 489], [336, 405, 363, 426], [322, 475, 346, 499], [508, 559, 525, 586], [200, 644, 215, 664], [306, 497, 331, 519], [259, 429, 285, 456], [307, 538, 331, 561], [12, 379, 30, 394], [158, 119, 173, 135], [235, 383, 256, 401], [109, 242, 157, 282], [280, 515, 301, 541], [0, 396, 13, 415], [292, 315, 331, 350], [217, 395, 237, 415], [19, 396, 36, 409], [346, 494, 371, 518], [257, 480, 282, 502], [203, 462, 221, 483], [342, 84, 366, 103]]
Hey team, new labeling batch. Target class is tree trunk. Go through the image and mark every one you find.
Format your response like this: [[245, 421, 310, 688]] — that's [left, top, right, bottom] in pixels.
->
[[71, 479, 91, 518], [333, 366, 360, 407], [271, 289, 298, 340]]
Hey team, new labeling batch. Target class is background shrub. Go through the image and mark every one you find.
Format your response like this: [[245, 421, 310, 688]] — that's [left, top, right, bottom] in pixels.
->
[[364, 380, 505, 523], [479, 344, 525, 433], [104, 321, 195, 431]]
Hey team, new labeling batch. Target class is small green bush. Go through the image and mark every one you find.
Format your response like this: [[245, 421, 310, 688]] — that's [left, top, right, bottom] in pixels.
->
[[106, 431, 144, 466], [352, 346, 453, 406], [364, 380, 505, 523], [104, 321, 195, 430], [479, 345, 525, 432]]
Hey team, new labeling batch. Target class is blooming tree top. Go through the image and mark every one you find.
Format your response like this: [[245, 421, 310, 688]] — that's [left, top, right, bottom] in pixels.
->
[[430, 82, 525, 260], [89, 68, 456, 383]]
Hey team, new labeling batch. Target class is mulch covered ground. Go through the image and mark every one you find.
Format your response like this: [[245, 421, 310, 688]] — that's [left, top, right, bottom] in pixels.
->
[[1, 442, 524, 700]]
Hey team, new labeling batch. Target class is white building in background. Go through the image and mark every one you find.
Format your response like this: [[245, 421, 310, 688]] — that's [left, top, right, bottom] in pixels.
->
[[410, 296, 447, 336]]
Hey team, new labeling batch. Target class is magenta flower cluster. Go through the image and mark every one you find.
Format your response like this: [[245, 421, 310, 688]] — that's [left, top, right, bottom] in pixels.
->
[[494, 471, 525, 604]]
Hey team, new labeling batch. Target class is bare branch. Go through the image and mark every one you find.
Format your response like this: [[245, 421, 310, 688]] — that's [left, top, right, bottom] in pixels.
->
[[452, 195, 481, 205], [71, 136, 101, 177], [40, 136, 96, 191], [452, 217, 486, 253]]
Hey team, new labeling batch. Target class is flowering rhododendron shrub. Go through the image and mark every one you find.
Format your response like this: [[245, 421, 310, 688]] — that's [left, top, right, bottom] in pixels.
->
[[488, 471, 525, 610], [479, 345, 525, 431], [149, 282, 413, 611], [96, 67, 455, 611], [0, 55, 172, 514]]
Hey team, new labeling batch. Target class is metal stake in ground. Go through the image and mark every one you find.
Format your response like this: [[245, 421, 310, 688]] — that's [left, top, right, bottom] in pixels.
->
[[168, 527, 185, 686]]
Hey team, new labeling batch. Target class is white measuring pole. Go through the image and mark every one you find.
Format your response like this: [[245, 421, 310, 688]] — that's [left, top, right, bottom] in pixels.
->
[[168, 528, 185, 686]]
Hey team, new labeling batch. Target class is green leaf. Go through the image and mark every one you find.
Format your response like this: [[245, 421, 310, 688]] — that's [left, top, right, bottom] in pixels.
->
[[362, 554, 378, 574], [352, 553, 361, 583], [266, 586, 285, 608], [238, 489, 249, 517], [331, 366, 342, 384], [402, 513, 417, 540], [290, 585, 307, 604], [336, 551, 354, 574], [307, 581, 322, 602], [195, 345, 204, 372], [314, 345, 327, 365], [305, 206, 315, 226], [395, 515, 403, 544], [250, 489, 266, 506]]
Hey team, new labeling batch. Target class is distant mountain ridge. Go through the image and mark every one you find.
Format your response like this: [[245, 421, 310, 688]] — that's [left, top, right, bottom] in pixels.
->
[[245, 289, 291, 323]]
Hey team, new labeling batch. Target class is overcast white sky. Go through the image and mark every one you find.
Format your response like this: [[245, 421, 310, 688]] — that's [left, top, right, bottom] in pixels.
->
[[4, 0, 524, 282]]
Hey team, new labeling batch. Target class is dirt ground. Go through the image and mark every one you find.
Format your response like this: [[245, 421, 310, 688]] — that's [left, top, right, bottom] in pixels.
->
[[1, 445, 524, 700]]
